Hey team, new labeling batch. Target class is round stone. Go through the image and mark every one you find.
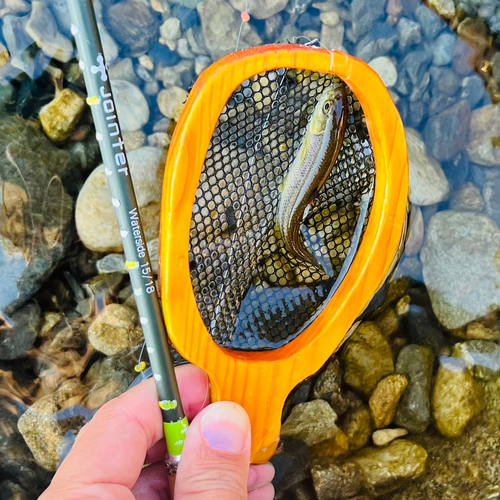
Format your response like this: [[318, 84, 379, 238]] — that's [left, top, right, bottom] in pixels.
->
[[368, 56, 398, 88]]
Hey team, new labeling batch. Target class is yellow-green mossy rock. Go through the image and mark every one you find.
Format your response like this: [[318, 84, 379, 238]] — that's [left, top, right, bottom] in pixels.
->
[[39, 88, 86, 142], [350, 439, 428, 496], [88, 304, 143, 356], [309, 425, 350, 460], [369, 374, 408, 428], [339, 405, 372, 452], [18, 379, 86, 471], [281, 399, 338, 447], [432, 357, 482, 438], [340, 322, 394, 396], [311, 461, 363, 500]]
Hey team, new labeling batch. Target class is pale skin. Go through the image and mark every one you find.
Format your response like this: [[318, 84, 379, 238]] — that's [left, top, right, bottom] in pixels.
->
[[39, 364, 275, 500]]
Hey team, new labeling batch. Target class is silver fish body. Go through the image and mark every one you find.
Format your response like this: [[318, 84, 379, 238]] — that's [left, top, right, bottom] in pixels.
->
[[277, 84, 348, 269]]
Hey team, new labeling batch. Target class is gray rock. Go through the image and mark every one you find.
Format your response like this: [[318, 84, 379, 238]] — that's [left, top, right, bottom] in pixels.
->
[[397, 18, 421, 52], [424, 100, 471, 161], [109, 58, 140, 85], [123, 130, 146, 151], [452, 340, 500, 381], [311, 461, 362, 500], [460, 74, 485, 109], [156, 59, 194, 87], [406, 128, 450, 206], [111, 80, 150, 132], [46, 0, 72, 35], [351, 0, 386, 40], [160, 17, 182, 43], [468, 104, 500, 166], [420, 211, 500, 329], [157, 85, 188, 121], [394, 344, 434, 433], [96, 253, 127, 274], [450, 181, 484, 211], [434, 67, 461, 97], [320, 22, 345, 51], [368, 56, 397, 88], [355, 24, 398, 62], [177, 37, 195, 59], [229, 0, 289, 20], [195, 55, 211, 75], [281, 399, 338, 446], [432, 356, 482, 438], [76, 146, 164, 252], [0, 302, 41, 359], [98, 22, 119, 64], [415, 4, 443, 39], [26, 1, 73, 63], [0, 116, 74, 315], [432, 33, 455, 66], [312, 356, 342, 400], [197, 0, 261, 60], [349, 440, 428, 496], [106, 0, 160, 57], [405, 205, 424, 256], [483, 172, 500, 226]]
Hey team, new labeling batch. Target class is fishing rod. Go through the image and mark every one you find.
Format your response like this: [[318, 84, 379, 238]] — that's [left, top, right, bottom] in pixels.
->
[[66, 0, 188, 474]]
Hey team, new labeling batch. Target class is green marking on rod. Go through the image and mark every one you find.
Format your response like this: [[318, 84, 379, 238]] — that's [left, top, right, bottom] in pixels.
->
[[164, 417, 189, 456]]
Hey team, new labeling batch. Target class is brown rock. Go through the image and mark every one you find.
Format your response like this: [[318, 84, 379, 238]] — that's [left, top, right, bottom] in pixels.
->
[[311, 461, 363, 500], [369, 374, 408, 428], [309, 425, 350, 460], [340, 405, 372, 451]]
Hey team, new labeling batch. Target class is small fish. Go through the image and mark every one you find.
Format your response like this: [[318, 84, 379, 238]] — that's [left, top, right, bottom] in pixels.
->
[[277, 83, 348, 269]]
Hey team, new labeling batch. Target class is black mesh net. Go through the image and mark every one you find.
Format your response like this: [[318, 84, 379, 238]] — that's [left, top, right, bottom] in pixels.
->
[[188, 68, 376, 351]]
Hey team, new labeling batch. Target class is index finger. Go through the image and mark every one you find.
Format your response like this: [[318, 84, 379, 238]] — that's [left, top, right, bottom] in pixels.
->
[[45, 364, 209, 494]]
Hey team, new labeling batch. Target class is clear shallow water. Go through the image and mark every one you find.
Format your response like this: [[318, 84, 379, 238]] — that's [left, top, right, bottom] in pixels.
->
[[0, 0, 500, 499]]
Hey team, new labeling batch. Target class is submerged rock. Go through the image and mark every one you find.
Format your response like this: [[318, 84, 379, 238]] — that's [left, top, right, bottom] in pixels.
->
[[452, 340, 500, 381], [197, 0, 261, 60], [372, 428, 407, 446], [420, 211, 500, 330], [369, 374, 408, 429], [483, 172, 500, 227], [450, 181, 484, 211], [311, 461, 362, 500], [157, 85, 188, 121], [394, 345, 434, 433], [406, 128, 450, 206], [18, 379, 87, 471], [349, 439, 427, 496], [228, 0, 288, 19], [112, 80, 150, 132], [312, 356, 342, 400], [350, 0, 386, 40], [281, 400, 338, 447], [467, 104, 500, 166], [368, 56, 398, 88], [339, 405, 372, 451], [39, 88, 86, 142], [340, 321, 394, 396], [76, 146, 164, 252], [432, 357, 482, 438], [87, 303, 142, 356]]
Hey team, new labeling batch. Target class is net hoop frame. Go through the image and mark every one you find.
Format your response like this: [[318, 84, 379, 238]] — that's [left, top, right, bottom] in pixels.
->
[[160, 44, 409, 463]]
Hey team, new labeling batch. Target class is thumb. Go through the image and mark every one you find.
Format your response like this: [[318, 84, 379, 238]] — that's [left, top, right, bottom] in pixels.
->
[[175, 401, 251, 500]]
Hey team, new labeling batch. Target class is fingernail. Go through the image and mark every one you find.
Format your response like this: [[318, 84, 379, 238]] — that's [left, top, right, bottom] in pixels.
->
[[200, 403, 249, 453]]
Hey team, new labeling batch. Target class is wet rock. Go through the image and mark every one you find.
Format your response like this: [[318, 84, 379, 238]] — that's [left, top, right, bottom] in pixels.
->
[[483, 172, 500, 227], [424, 100, 471, 162], [452, 340, 500, 381], [160, 17, 182, 47], [452, 38, 476, 76], [281, 399, 338, 446], [0, 301, 41, 360], [106, 0, 160, 57], [450, 181, 484, 211], [429, 0, 455, 19], [350, 0, 386, 40], [112, 80, 150, 132], [339, 406, 372, 451], [195, 55, 211, 75], [229, 0, 288, 19], [312, 356, 342, 400], [457, 17, 488, 54], [458, 314, 500, 341], [372, 428, 407, 446], [349, 440, 427, 496], [369, 374, 408, 429], [96, 253, 126, 274], [404, 304, 446, 355], [76, 146, 164, 252], [0, 41, 9, 68], [460, 74, 485, 109], [405, 205, 423, 256], [395, 345, 434, 433], [271, 439, 309, 496], [109, 58, 140, 85], [0, 116, 74, 315], [123, 130, 146, 151], [432, 356, 482, 438], [432, 33, 455, 66], [309, 425, 350, 460], [414, 4, 443, 39], [39, 88, 86, 142], [157, 85, 188, 121], [340, 321, 394, 396], [25, 1, 73, 63], [311, 461, 362, 500], [397, 18, 421, 52], [197, 0, 261, 60], [467, 104, 500, 166], [368, 56, 397, 88], [420, 211, 500, 329], [88, 303, 142, 356], [156, 59, 194, 88], [46, 0, 72, 35], [355, 24, 398, 62], [18, 379, 87, 471], [320, 22, 345, 51], [406, 128, 450, 206]]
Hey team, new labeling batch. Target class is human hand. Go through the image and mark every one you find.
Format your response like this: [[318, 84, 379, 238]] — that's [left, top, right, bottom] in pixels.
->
[[39, 364, 275, 500]]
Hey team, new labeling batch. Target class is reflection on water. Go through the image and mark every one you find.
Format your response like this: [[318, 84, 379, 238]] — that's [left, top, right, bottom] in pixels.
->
[[0, 0, 500, 498]]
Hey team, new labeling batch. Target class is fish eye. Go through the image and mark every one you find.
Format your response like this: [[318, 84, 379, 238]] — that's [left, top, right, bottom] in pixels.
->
[[323, 100, 333, 114]]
